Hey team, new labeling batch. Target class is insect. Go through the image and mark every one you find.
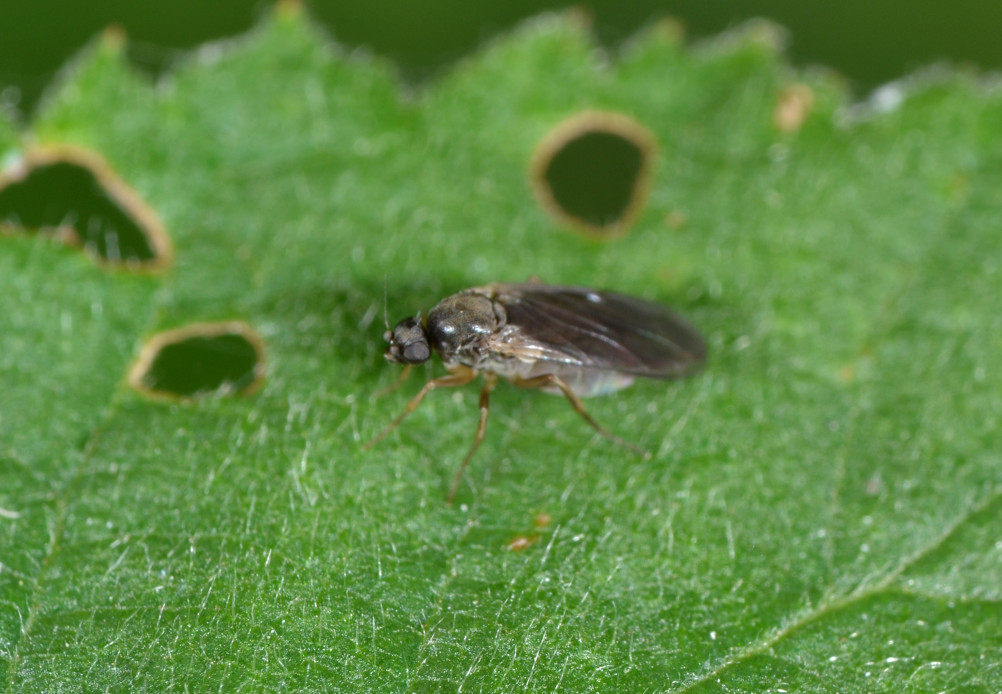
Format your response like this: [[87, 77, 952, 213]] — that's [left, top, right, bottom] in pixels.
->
[[365, 281, 706, 503]]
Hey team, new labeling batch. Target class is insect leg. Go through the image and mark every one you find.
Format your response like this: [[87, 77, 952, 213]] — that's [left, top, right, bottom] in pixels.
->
[[447, 373, 497, 505], [372, 364, 413, 397], [514, 374, 650, 458], [364, 367, 476, 449]]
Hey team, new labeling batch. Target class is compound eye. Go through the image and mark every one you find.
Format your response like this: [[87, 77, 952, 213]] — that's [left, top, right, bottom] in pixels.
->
[[402, 341, 430, 364]]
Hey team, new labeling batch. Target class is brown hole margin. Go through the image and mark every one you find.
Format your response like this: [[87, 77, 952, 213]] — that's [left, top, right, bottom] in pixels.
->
[[0, 145, 173, 271], [530, 110, 658, 239], [773, 84, 815, 133], [127, 321, 266, 401]]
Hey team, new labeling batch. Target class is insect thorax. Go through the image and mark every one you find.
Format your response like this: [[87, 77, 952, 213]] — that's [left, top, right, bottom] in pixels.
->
[[426, 292, 504, 360]]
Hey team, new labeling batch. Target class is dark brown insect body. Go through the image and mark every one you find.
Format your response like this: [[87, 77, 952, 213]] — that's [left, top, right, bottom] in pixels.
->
[[367, 282, 706, 503]]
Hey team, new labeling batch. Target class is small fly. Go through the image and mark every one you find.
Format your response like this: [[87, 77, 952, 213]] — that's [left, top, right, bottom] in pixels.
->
[[365, 281, 706, 503]]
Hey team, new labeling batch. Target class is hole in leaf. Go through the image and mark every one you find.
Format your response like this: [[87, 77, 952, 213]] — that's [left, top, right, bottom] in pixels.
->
[[128, 322, 265, 400], [531, 111, 657, 238], [0, 146, 172, 270]]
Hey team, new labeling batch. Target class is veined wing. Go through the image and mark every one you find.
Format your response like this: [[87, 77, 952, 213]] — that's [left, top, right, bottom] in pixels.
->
[[477, 283, 706, 379]]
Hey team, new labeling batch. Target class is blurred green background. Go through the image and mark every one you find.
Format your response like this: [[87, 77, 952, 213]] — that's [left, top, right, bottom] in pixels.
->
[[3, 0, 1001, 119]]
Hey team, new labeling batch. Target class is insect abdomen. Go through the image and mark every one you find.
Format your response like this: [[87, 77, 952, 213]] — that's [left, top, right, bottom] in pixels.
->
[[483, 357, 635, 397]]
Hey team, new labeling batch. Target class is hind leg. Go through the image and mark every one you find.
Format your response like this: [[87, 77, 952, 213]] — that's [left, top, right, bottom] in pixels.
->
[[513, 373, 649, 458]]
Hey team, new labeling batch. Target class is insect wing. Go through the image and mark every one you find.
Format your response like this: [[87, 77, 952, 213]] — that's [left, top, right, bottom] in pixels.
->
[[485, 284, 706, 378]]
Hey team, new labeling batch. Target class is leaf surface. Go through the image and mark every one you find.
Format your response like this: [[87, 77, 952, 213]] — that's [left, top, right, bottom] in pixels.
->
[[1, 10, 1000, 692]]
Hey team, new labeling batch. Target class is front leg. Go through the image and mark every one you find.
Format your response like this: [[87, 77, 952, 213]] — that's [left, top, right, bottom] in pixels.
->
[[364, 366, 476, 449]]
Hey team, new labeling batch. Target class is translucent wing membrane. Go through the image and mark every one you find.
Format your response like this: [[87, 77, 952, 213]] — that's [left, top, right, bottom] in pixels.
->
[[482, 283, 706, 378]]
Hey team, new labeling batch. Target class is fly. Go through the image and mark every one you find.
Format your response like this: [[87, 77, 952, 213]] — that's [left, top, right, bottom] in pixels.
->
[[365, 281, 707, 503]]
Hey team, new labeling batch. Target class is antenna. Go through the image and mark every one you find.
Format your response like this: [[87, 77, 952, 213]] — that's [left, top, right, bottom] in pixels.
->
[[382, 275, 390, 331]]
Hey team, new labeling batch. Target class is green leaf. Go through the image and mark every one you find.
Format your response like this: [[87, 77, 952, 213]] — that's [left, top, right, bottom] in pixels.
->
[[2, 9, 1001, 692]]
